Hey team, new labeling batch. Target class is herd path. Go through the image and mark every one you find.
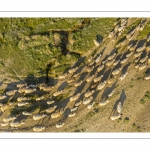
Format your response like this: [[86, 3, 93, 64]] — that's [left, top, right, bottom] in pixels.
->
[[0, 18, 150, 132]]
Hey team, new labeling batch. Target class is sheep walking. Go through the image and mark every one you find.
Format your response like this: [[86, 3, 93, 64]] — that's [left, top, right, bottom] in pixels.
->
[[46, 105, 57, 113], [97, 65, 104, 72], [99, 99, 109, 106], [112, 68, 121, 76], [10, 121, 25, 127], [94, 75, 103, 83], [56, 121, 65, 128], [47, 100, 55, 105], [87, 101, 96, 109], [75, 80, 83, 87], [6, 90, 17, 96], [33, 114, 47, 120], [51, 109, 64, 119], [22, 111, 32, 116], [33, 126, 45, 132], [83, 96, 93, 105], [84, 90, 95, 98], [86, 75, 94, 82], [97, 81, 107, 90], [110, 113, 121, 120], [119, 72, 128, 81], [70, 93, 81, 102]]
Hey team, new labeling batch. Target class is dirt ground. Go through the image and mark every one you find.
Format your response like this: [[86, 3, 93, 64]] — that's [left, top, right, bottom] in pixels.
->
[[0, 18, 150, 132]]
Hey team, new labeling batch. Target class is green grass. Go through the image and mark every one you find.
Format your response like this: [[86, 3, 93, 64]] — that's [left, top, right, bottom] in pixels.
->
[[140, 91, 150, 105]]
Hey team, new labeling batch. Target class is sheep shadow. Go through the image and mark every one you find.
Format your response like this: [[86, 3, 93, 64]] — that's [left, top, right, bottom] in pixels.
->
[[57, 81, 68, 91], [74, 81, 87, 94], [71, 56, 86, 68], [97, 67, 106, 77], [93, 90, 101, 103], [101, 69, 112, 82], [73, 65, 85, 75], [121, 62, 130, 74], [136, 39, 146, 49], [60, 107, 70, 122], [90, 66, 99, 76], [78, 72, 88, 81], [109, 89, 126, 118]]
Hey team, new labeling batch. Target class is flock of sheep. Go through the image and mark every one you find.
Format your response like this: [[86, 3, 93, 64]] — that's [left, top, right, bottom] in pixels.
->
[[0, 18, 150, 132]]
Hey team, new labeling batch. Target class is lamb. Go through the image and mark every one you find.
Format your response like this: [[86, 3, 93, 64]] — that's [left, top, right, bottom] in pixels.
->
[[6, 90, 17, 96], [70, 93, 80, 102], [75, 80, 83, 87], [83, 96, 93, 105], [86, 75, 94, 82], [33, 114, 47, 120], [119, 72, 128, 81], [113, 60, 120, 66], [95, 54, 102, 63], [56, 121, 65, 128], [51, 109, 64, 119], [84, 90, 95, 98], [33, 126, 45, 132], [46, 105, 57, 113], [97, 64, 105, 72], [94, 75, 103, 83], [112, 68, 121, 76], [97, 81, 107, 90]]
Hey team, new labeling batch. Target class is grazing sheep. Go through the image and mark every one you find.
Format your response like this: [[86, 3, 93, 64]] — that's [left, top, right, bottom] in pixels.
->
[[36, 96, 45, 101], [147, 35, 150, 42], [88, 57, 93, 63], [51, 109, 64, 119], [86, 75, 94, 82], [139, 56, 148, 63], [107, 77, 116, 85], [18, 86, 27, 93], [94, 75, 103, 83], [67, 78, 75, 84], [56, 121, 65, 128], [53, 90, 64, 97], [10, 121, 25, 127], [18, 102, 29, 107], [84, 90, 95, 98], [139, 24, 145, 31], [113, 60, 120, 66], [97, 64, 104, 72], [71, 106, 78, 112], [118, 26, 124, 32], [47, 100, 55, 105], [75, 100, 82, 107], [95, 54, 102, 63], [87, 101, 96, 109], [75, 80, 83, 87], [136, 46, 145, 52], [59, 73, 68, 79], [117, 102, 122, 113], [16, 83, 27, 88], [146, 45, 150, 51], [68, 111, 76, 117], [112, 68, 121, 76], [83, 96, 93, 105], [107, 53, 117, 61], [46, 105, 57, 113], [106, 59, 115, 67], [68, 67, 78, 74], [119, 72, 128, 81], [42, 86, 54, 92], [29, 84, 37, 88], [126, 52, 133, 58], [3, 116, 17, 122], [0, 94, 7, 100], [102, 60, 107, 65], [70, 93, 81, 102], [33, 126, 45, 132], [22, 111, 32, 116], [72, 73, 80, 78], [33, 114, 47, 120], [138, 63, 147, 71], [127, 43, 133, 49], [97, 81, 107, 90], [99, 99, 109, 106], [87, 66, 94, 72], [127, 35, 134, 41], [24, 88, 36, 94], [17, 96, 30, 102], [6, 90, 17, 96], [120, 58, 128, 64], [110, 113, 121, 120], [0, 122, 9, 127], [129, 45, 136, 51], [108, 90, 115, 98]]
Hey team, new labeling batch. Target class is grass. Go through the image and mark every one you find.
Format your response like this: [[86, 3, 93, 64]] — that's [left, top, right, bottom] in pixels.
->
[[124, 117, 129, 124], [140, 91, 150, 105]]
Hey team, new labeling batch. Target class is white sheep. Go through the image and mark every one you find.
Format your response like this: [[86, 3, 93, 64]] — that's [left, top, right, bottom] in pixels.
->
[[107, 77, 116, 85], [24, 88, 36, 94], [97, 64, 105, 72], [94, 75, 103, 83], [17, 96, 30, 102], [107, 53, 117, 61], [113, 60, 120, 66], [87, 57, 93, 63], [33, 114, 47, 120], [112, 68, 121, 76], [144, 74, 150, 80], [95, 54, 102, 63], [138, 63, 147, 71], [108, 31, 114, 38], [18, 102, 29, 107], [56, 121, 65, 128], [1, 104, 9, 112], [139, 56, 148, 63], [136, 46, 145, 52], [70, 93, 81, 102], [10, 121, 25, 127], [47, 100, 55, 105], [110, 113, 121, 120], [36, 96, 45, 101], [6, 90, 17, 96], [73, 73, 80, 78], [46, 105, 57, 113], [75, 80, 83, 87], [84, 90, 95, 98], [53, 90, 64, 97], [68, 67, 78, 74], [99, 99, 109, 106], [108, 90, 115, 98], [119, 72, 128, 81], [0, 94, 7, 100], [16, 83, 27, 88], [134, 64, 139, 69], [75, 100, 82, 107], [18, 86, 27, 93], [120, 58, 128, 64], [0, 122, 9, 127], [3, 116, 17, 122], [97, 81, 107, 90], [117, 102, 122, 113], [126, 52, 133, 58], [59, 73, 68, 79], [86, 75, 94, 82], [51, 109, 64, 119], [87, 66, 94, 73], [42, 86, 54, 92], [87, 101, 96, 109], [105, 59, 115, 67], [33, 126, 45, 132], [68, 111, 76, 117], [71, 106, 78, 112], [22, 111, 32, 116], [83, 96, 93, 105]]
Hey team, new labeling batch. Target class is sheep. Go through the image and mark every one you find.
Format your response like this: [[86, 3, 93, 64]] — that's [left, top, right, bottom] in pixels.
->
[[71, 106, 78, 112], [107, 77, 116, 85], [70, 93, 80, 102], [120, 39, 127, 46], [108, 90, 115, 98], [119, 72, 128, 81], [72, 73, 80, 78], [36, 96, 45, 101], [129, 45, 136, 51], [89, 60, 95, 66], [87, 57, 93, 63], [99, 99, 109, 106], [0, 94, 7, 100], [102, 60, 107, 65], [53, 90, 64, 97], [136, 46, 146, 52], [33, 126, 45, 132], [105, 59, 115, 67], [29, 84, 37, 88], [120, 57, 128, 64], [22, 111, 32, 116], [46, 105, 57, 113], [42, 86, 54, 92], [17, 96, 30, 102], [59, 73, 68, 79], [16, 83, 27, 88], [56, 121, 65, 128], [95, 54, 102, 63], [110, 113, 121, 120], [139, 24, 145, 31], [86, 75, 94, 82], [113, 60, 120, 66], [112, 68, 121, 76], [75, 100, 82, 107], [18, 86, 27, 93], [68, 111, 76, 117], [24, 88, 36, 94], [138, 63, 147, 71], [3, 116, 17, 122], [87, 101, 96, 109], [117, 102, 122, 113], [127, 43, 133, 49], [108, 31, 114, 38], [147, 35, 150, 42], [146, 45, 150, 51], [127, 35, 134, 41], [10, 121, 25, 127], [87, 66, 94, 72], [94, 75, 103, 83], [67, 78, 75, 84], [97, 64, 104, 72], [134, 64, 139, 69], [91, 82, 99, 89], [126, 52, 133, 58], [47, 100, 55, 105], [144, 74, 150, 80], [6, 90, 17, 96], [18, 102, 29, 107], [68, 67, 78, 74], [148, 58, 150, 64], [75, 80, 83, 87], [0, 103, 3, 107], [118, 26, 124, 32], [84, 90, 95, 98], [33, 114, 47, 120], [126, 30, 135, 39], [0, 122, 9, 127], [1, 104, 9, 112], [107, 53, 117, 61], [83, 96, 93, 105], [97, 81, 107, 90], [139, 56, 148, 63], [93, 39, 100, 47], [51, 109, 64, 119]]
